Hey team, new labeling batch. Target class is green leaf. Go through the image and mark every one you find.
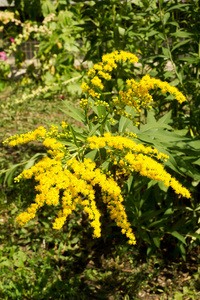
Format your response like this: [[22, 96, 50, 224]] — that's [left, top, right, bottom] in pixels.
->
[[119, 116, 132, 133], [170, 231, 186, 245], [162, 47, 170, 58], [88, 123, 101, 136], [163, 12, 170, 25], [118, 27, 125, 36], [147, 30, 159, 37], [85, 149, 98, 160], [171, 39, 192, 52], [153, 236, 160, 248], [166, 3, 189, 12], [171, 30, 192, 38], [68, 125, 78, 147], [158, 110, 172, 124], [193, 158, 200, 166], [61, 101, 85, 124], [24, 153, 44, 170], [92, 105, 107, 118]]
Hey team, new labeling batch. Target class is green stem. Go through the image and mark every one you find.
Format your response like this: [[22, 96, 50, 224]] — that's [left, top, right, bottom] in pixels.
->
[[197, 39, 200, 84]]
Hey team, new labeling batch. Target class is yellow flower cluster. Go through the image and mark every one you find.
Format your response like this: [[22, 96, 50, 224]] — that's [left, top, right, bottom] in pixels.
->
[[82, 51, 186, 125], [15, 155, 136, 244], [87, 133, 169, 161], [81, 50, 139, 107], [91, 76, 104, 90], [80, 98, 88, 109], [3, 126, 47, 146], [125, 152, 191, 198], [68, 158, 136, 245], [43, 137, 64, 150], [87, 134, 190, 199], [102, 50, 139, 65], [114, 74, 186, 116], [140, 75, 186, 104]]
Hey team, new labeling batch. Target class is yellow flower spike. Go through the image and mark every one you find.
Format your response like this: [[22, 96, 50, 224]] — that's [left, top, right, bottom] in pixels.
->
[[125, 152, 191, 199], [87, 135, 190, 199], [3, 126, 47, 146], [91, 76, 104, 90]]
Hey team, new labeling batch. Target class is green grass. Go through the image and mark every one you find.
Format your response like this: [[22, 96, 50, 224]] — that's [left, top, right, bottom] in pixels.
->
[[1, 82, 200, 300]]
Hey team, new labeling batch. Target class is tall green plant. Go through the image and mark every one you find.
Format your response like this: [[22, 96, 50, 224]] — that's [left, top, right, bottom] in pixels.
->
[[77, 0, 200, 135], [3, 51, 200, 258]]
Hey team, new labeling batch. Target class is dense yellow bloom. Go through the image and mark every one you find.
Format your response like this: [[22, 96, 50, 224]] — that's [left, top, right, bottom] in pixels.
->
[[87, 134, 190, 199], [124, 75, 186, 107], [3, 126, 47, 146], [15, 155, 136, 244], [102, 50, 138, 65], [43, 137, 65, 150], [82, 50, 186, 123], [82, 50, 139, 109], [125, 152, 190, 198], [87, 133, 169, 161], [91, 76, 104, 90]]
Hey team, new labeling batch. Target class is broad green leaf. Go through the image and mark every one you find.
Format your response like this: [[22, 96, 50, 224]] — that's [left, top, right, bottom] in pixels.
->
[[153, 236, 160, 248], [158, 110, 172, 124], [170, 78, 180, 86], [92, 105, 107, 118], [85, 149, 98, 160], [179, 57, 200, 64], [118, 27, 125, 36], [162, 47, 170, 58], [126, 175, 134, 193], [193, 158, 200, 166], [188, 232, 200, 241], [147, 218, 168, 229], [147, 30, 159, 37], [24, 153, 45, 170]]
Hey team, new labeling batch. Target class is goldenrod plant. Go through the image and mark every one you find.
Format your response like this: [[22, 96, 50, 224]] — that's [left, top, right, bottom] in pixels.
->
[[3, 51, 191, 246]]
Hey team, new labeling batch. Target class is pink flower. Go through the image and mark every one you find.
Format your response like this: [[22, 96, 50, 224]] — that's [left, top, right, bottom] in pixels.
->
[[0, 51, 8, 61], [10, 37, 15, 43]]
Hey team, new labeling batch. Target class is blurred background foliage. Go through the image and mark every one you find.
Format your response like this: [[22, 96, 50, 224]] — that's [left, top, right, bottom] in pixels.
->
[[0, 0, 200, 299]]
